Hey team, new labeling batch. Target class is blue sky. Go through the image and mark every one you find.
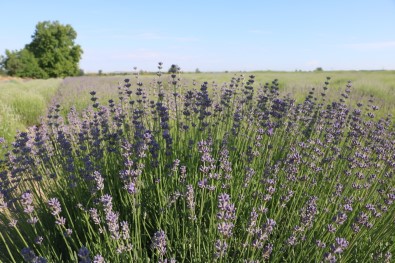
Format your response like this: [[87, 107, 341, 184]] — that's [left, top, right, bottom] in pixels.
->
[[1, 0, 395, 72]]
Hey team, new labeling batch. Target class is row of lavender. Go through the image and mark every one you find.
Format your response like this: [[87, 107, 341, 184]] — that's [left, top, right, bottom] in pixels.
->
[[1, 64, 395, 262]]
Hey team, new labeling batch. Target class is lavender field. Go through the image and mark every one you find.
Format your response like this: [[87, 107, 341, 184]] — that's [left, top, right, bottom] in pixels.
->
[[1, 66, 395, 262]]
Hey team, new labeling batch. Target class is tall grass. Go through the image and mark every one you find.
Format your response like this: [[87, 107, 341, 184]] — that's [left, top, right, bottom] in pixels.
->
[[0, 78, 62, 150], [1, 67, 395, 262]]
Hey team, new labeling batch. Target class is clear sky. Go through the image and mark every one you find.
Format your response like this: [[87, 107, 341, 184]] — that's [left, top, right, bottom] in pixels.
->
[[1, 0, 395, 72]]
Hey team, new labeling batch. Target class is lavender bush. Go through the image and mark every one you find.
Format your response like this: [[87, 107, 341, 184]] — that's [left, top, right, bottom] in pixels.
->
[[1, 63, 395, 262]]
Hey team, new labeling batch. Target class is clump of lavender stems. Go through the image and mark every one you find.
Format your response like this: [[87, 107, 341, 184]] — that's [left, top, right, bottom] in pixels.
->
[[1, 65, 395, 262]]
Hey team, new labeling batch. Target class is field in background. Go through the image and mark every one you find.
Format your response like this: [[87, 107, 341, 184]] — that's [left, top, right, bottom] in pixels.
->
[[1, 70, 394, 149], [54, 70, 395, 117], [0, 78, 62, 148]]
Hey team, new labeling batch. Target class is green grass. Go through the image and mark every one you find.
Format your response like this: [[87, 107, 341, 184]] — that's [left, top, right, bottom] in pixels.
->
[[0, 78, 62, 148]]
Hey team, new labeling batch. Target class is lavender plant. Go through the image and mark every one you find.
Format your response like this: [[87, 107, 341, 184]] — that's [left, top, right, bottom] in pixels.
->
[[1, 63, 395, 262]]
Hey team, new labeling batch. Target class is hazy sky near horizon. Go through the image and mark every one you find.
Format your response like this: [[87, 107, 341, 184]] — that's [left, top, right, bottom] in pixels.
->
[[1, 0, 395, 72]]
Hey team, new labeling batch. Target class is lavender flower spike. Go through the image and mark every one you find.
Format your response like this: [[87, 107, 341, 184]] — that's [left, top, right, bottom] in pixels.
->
[[48, 198, 62, 216], [78, 246, 92, 263], [151, 230, 167, 256], [93, 254, 106, 263]]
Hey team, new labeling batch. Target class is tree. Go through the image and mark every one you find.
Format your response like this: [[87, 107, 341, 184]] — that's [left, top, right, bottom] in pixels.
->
[[2, 49, 47, 78], [26, 21, 83, 78], [2, 21, 83, 78], [0, 55, 6, 75]]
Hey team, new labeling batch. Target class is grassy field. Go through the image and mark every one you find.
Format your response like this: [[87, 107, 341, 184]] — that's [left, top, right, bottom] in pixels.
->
[[53, 70, 395, 117], [1, 70, 395, 262], [0, 78, 62, 148]]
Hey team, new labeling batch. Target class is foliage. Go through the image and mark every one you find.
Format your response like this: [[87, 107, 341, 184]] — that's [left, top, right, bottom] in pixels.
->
[[2, 21, 83, 78], [2, 49, 48, 79], [0, 55, 6, 75], [1, 66, 395, 262], [77, 68, 85, 76]]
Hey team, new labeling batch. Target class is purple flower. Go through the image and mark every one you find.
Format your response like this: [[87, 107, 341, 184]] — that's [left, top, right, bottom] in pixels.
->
[[24, 205, 35, 214], [105, 211, 120, 239], [214, 239, 228, 258], [120, 221, 130, 240], [93, 254, 106, 263], [78, 246, 91, 263], [151, 230, 167, 256], [198, 178, 208, 189], [286, 235, 297, 246], [323, 252, 337, 262], [34, 236, 44, 245], [93, 171, 104, 191], [8, 219, 17, 227], [185, 185, 196, 220], [21, 192, 34, 214], [247, 208, 259, 233], [125, 182, 136, 194], [262, 243, 273, 259], [21, 247, 36, 262], [343, 204, 353, 212], [217, 222, 234, 238], [332, 212, 347, 225], [331, 237, 349, 254], [55, 216, 66, 226], [217, 193, 231, 210], [316, 240, 326, 248], [89, 208, 101, 225], [100, 194, 113, 212], [327, 224, 336, 233], [48, 198, 62, 216], [64, 228, 73, 237], [27, 217, 38, 225], [263, 218, 276, 233]]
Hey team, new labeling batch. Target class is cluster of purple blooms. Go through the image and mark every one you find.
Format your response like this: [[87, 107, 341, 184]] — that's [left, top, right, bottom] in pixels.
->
[[215, 193, 236, 258], [1, 66, 395, 262]]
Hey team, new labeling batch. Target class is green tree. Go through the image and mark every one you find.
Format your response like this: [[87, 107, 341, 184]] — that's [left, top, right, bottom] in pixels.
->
[[26, 21, 83, 78], [2, 21, 83, 78], [2, 49, 48, 78], [0, 55, 6, 75]]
